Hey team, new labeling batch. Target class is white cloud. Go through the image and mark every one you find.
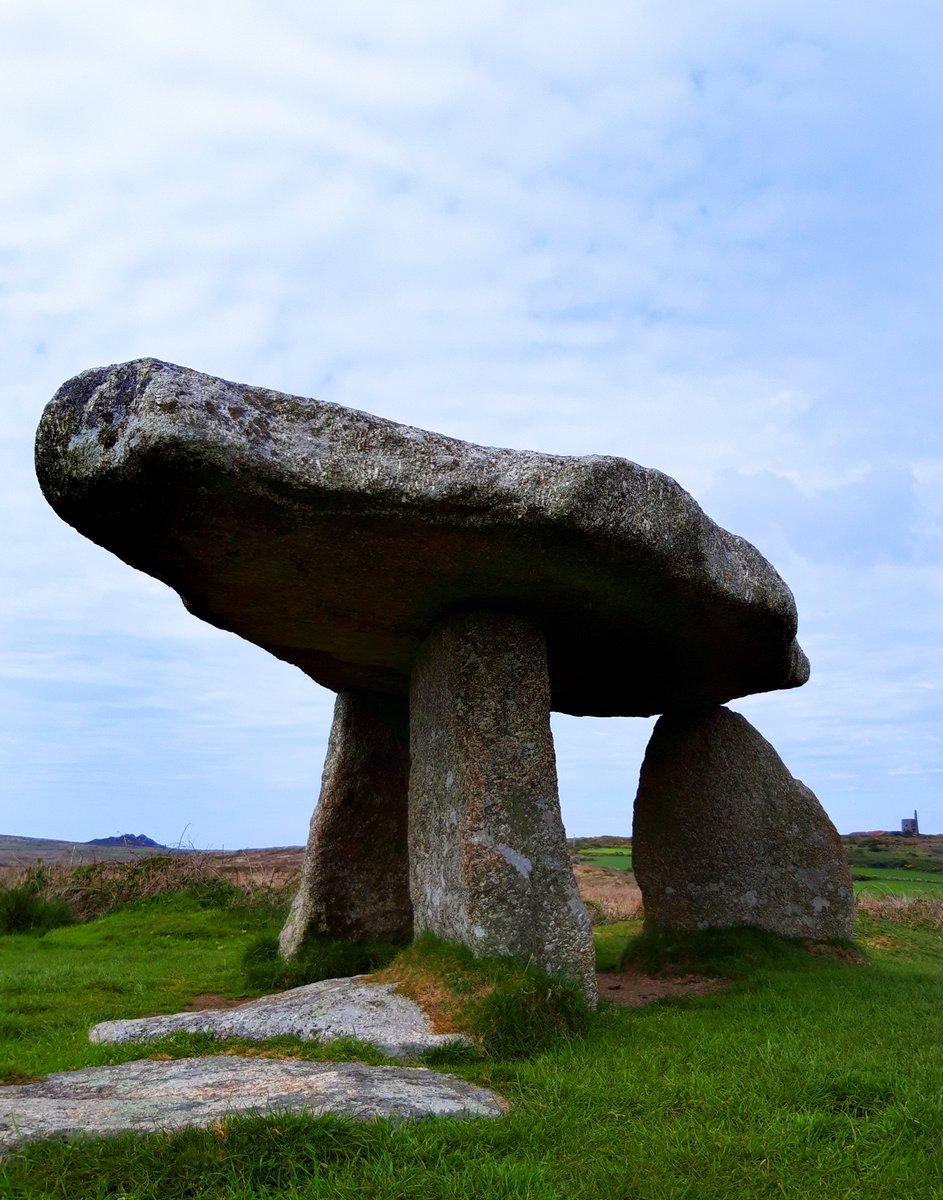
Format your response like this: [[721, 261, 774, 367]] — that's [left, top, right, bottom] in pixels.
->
[[3, 0, 942, 842]]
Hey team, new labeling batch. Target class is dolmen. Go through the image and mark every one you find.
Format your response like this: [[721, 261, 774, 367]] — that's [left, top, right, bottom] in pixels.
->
[[36, 359, 853, 1005]]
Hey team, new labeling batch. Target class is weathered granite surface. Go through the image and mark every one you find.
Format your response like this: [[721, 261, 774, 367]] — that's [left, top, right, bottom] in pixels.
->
[[633, 706, 854, 940], [0, 1057, 506, 1153], [409, 611, 597, 1002], [280, 691, 412, 956], [89, 977, 469, 1060], [35, 358, 808, 717]]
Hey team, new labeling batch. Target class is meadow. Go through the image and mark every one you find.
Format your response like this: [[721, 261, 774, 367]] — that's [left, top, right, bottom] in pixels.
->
[[3, 849, 943, 1198], [574, 847, 633, 872]]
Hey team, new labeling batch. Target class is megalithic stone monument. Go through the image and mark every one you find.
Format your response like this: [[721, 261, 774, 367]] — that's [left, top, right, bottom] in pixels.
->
[[36, 358, 848, 1006]]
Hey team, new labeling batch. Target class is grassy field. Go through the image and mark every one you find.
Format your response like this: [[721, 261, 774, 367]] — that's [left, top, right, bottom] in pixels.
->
[[0, 892, 280, 1082], [852, 869, 943, 898], [574, 847, 633, 871], [4, 861, 943, 1197]]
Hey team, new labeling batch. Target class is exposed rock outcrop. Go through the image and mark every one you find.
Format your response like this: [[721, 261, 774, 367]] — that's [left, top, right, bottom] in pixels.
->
[[89, 976, 468, 1060], [0, 1057, 505, 1154]]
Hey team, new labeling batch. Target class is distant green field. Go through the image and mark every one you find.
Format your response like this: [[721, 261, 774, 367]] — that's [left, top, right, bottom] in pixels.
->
[[854, 869, 943, 898], [577, 849, 633, 871]]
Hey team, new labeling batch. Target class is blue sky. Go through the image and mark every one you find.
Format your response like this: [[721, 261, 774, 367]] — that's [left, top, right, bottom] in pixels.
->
[[3, 1, 942, 847]]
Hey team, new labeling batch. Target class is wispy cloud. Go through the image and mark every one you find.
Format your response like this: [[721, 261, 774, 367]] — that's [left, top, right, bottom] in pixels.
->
[[3, 0, 942, 842]]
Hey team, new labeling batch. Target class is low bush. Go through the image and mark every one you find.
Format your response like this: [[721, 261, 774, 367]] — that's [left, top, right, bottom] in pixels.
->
[[64, 855, 286, 920], [0, 867, 74, 935], [0, 854, 292, 928], [468, 964, 591, 1058], [375, 932, 592, 1060], [857, 894, 943, 929]]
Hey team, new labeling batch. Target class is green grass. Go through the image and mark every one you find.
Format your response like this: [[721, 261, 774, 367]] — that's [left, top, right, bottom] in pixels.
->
[[853, 869, 943, 898], [6, 895, 943, 1196], [0, 883, 73, 936], [374, 933, 591, 1061], [845, 841, 943, 874], [591, 918, 640, 970], [576, 848, 633, 871], [619, 923, 840, 978], [0, 891, 282, 1081], [241, 932, 402, 991]]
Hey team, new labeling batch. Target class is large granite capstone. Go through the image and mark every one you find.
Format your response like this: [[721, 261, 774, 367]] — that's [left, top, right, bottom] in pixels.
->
[[35, 358, 807, 718]]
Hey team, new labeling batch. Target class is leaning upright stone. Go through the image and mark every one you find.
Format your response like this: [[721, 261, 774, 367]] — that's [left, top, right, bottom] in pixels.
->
[[633, 706, 854, 941], [409, 610, 597, 1002], [280, 691, 412, 957]]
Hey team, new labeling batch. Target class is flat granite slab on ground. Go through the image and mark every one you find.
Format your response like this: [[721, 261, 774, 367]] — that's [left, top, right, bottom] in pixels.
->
[[89, 976, 469, 1060], [0, 1057, 507, 1154]]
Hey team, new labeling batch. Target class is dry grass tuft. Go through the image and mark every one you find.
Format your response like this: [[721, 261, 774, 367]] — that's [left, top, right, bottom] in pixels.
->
[[370, 960, 490, 1034], [574, 864, 643, 923], [0, 851, 299, 922], [856, 893, 943, 929]]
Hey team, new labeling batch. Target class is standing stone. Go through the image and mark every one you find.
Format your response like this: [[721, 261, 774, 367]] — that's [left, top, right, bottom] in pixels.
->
[[633, 706, 854, 940], [279, 692, 412, 957], [408, 610, 597, 1002]]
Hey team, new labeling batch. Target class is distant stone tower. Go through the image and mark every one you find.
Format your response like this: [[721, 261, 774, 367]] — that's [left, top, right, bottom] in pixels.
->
[[901, 810, 919, 835]]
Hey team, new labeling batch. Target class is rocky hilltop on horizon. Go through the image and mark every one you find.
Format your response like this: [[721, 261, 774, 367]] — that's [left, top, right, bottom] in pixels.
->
[[0, 834, 173, 868], [86, 834, 166, 849]]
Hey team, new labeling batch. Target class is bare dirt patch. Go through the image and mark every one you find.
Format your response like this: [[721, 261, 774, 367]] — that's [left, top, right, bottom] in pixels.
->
[[804, 941, 866, 964], [573, 863, 642, 923], [183, 994, 253, 1012], [596, 965, 730, 1007]]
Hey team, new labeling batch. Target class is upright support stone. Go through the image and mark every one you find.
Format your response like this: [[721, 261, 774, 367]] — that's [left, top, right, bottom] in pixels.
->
[[633, 705, 854, 940], [279, 691, 412, 958], [408, 610, 597, 1003]]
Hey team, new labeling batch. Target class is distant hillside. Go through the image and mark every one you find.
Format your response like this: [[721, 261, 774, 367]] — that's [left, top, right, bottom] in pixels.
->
[[567, 835, 632, 849], [86, 834, 166, 849], [0, 834, 174, 868]]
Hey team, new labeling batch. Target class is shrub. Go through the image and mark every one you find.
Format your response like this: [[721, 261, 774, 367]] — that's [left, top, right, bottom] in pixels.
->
[[857, 894, 943, 930], [66, 856, 266, 919], [0, 854, 294, 926], [0, 868, 75, 935], [468, 965, 591, 1059], [374, 933, 593, 1060]]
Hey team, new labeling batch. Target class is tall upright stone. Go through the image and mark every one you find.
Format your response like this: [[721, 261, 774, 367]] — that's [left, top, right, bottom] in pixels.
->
[[280, 691, 412, 957], [633, 706, 854, 940], [408, 610, 597, 1002]]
